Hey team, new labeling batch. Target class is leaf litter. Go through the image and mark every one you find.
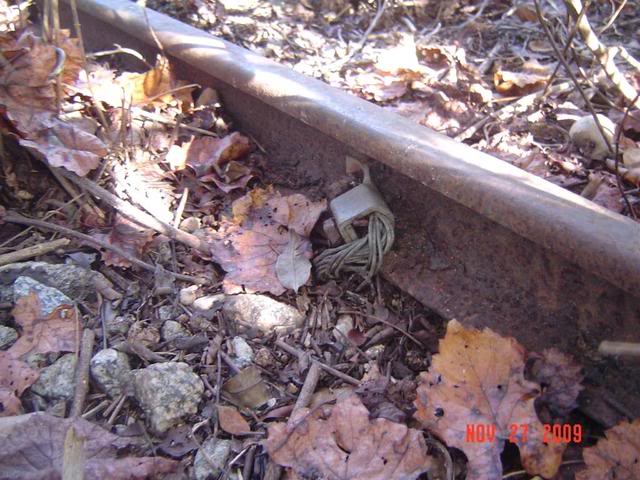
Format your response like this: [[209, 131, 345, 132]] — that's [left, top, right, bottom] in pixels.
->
[[0, 1, 639, 479]]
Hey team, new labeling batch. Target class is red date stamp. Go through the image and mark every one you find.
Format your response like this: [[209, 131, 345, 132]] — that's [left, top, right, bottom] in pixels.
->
[[465, 423, 583, 444]]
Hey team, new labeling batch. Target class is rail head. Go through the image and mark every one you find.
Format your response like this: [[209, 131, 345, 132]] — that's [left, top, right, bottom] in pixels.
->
[[63, 0, 640, 294]]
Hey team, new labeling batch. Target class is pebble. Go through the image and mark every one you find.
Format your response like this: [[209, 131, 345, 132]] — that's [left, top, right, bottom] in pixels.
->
[[132, 362, 204, 433], [193, 438, 234, 480], [30, 353, 77, 401], [161, 320, 190, 342], [0, 261, 115, 304], [333, 314, 354, 345], [230, 337, 253, 369], [158, 305, 178, 322], [192, 293, 226, 312], [90, 348, 132, 397], [0, 325, 18, 350], [13, 276, 72, 315], [179, 285, 198, 306], [222, 294, 304, 334]]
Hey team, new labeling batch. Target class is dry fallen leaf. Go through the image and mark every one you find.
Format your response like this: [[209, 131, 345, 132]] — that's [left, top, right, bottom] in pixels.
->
[[275, 231, 312, 293], [91, 215, 155, 268], [494, 70, 548, 96], [266, 393, 434, 480], [211, 187, 325, 295], [414, 320, 565, 479], [218, 405, 252, 435], [527, 348, 583, 418], [576, 419, 640, 480], [10, 292, 78, 358], [223, 366, 271, 409], [0, 351, 39, 417], [0, 412, 178, 479]]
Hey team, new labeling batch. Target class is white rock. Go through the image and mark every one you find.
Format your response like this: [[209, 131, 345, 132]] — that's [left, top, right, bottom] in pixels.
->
[[193, 294, 226, 312], [222, 294, 304, 334], [569, 114, 615, 160], [179, 285, 198, 306], [231, 337, 254, 369], [132, 362, 203, 433], [90, 349, 132, 397]]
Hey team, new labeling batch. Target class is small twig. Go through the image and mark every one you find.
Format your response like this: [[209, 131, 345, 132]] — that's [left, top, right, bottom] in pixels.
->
[[598, 340, 640, 357], [453, 0, 491, 30], [275, 339, 361, 386], [613, 92, 640, 218], [339, 309, 424, 348], [0, 237, 70, 266], [333, 0, 387, 68], [70, 328, 95, 418], [542, 0, 590, 97], [87, 44, 152, 68], [48, 165, 106, 223], [597, 0, 627, 34], [294, 361, 321, 412], [535, 0, 615, 155], [135, 110, 218, 137], [564, 0, 640, 108], [54, 167, 211, 254], [3, 212, 206, 284]]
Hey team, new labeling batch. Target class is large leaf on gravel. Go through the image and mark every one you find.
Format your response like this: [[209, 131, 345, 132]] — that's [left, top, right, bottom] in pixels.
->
[[267, 393, 434, 480], [20, 115, 106, 176], [0, 413, 178, 479], [211, 187, 325, 295], [576, 419, 640, 480], [0, 352, 39, 417], [414, 320, 565, 480], [9, 292, 78, 358]]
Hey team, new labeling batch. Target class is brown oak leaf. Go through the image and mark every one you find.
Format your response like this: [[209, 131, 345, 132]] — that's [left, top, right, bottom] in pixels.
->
[[0, 412, 178, 479], [0, 352, 39, 417], [414, 320, 565, 480], [218, 405, 251, 435], [10, 292, 78, 358], [211, 187, 325, 295], [266, 393, 434, 480], [577, 419, 640, 480]]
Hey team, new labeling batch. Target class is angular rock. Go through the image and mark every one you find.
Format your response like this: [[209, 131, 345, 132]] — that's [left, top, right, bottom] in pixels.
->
[[230, 336, 253, 369], [90, 348, 132, 397], [222, 294, 304, 334], [161, 320, 190, 342], [0, 261, 114, 304], [179, 285, 198, 306], [13, 276, 72, 315], [0, 325, 18, 350], [218, 0, 259, 14], [133, 362, 204, 433], [193, 438, 234, 480], [30, 353, 77, 401]]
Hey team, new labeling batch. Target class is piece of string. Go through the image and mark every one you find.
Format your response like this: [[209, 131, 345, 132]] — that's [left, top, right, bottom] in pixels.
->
[[314, 211, 394, 282]]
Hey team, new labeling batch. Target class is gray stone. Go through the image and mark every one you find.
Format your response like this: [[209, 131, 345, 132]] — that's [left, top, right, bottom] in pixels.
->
[[13, 276, 72, 315], [158, 305, 177, 322], [192, 294, 226, 312], [0, 325, 18, 350], [193, 438, 233, 480], [161, 320, 189, 342], [105, 314, 135, 336], [133, 362, 204, 433], [222, 294, 304, 334], [0, 261, 112, 304], [230, 337, 253, 369], [90, 349, 132, 397], [31, 353, 77, 401]]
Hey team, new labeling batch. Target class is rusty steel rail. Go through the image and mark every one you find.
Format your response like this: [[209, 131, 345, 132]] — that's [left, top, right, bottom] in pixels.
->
[[54, 0, 640, 418], [61, 0, 639, 295]]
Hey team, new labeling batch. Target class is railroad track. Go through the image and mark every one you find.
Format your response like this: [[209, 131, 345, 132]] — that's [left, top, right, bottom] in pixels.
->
[[54, 0, 640, 421]]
